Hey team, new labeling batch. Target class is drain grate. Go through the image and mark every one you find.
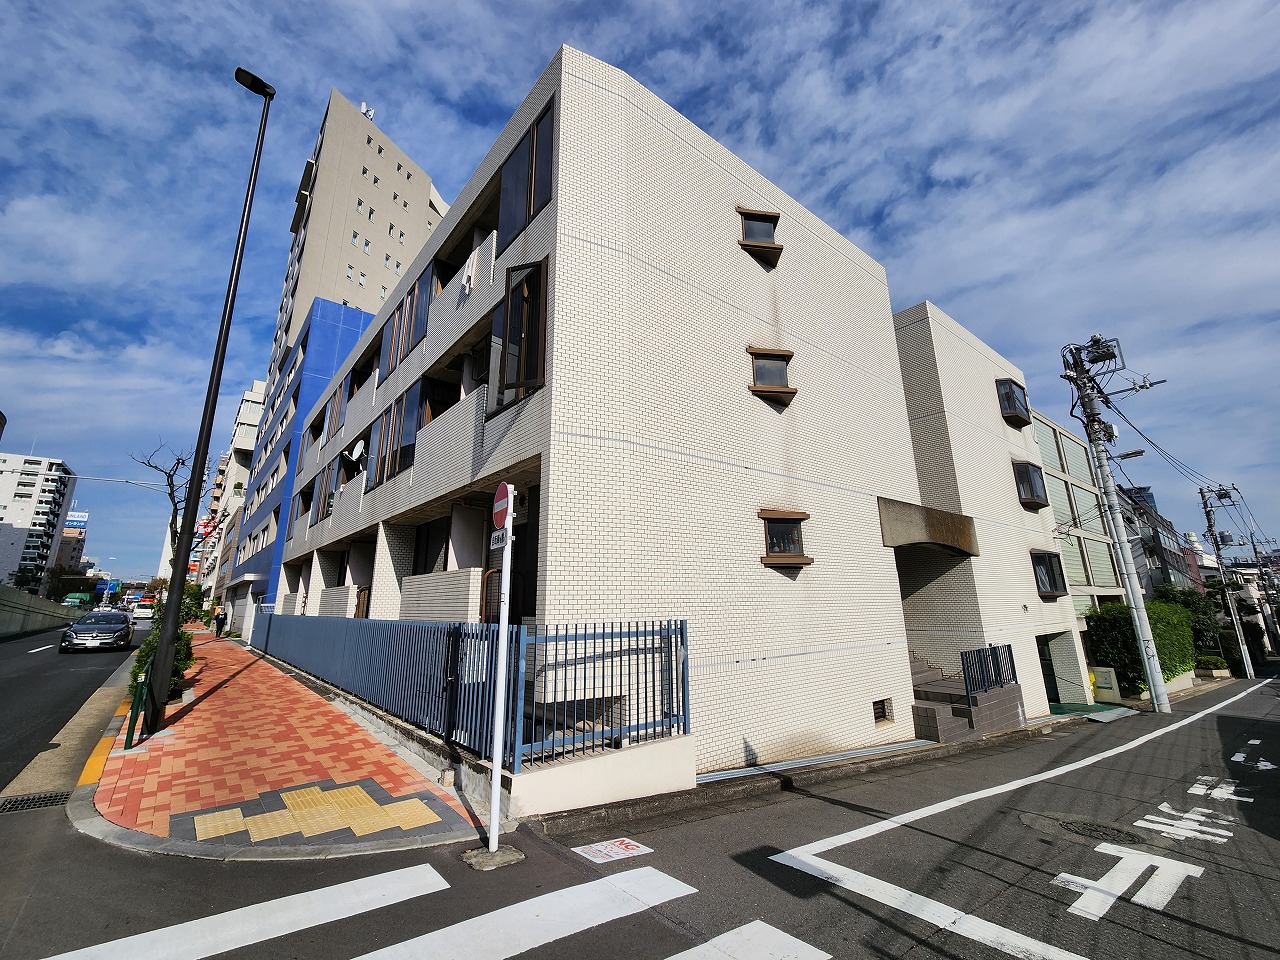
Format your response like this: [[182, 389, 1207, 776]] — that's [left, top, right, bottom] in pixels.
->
[[1058, 818, 1143, 845], [0, 791, 73, 814]]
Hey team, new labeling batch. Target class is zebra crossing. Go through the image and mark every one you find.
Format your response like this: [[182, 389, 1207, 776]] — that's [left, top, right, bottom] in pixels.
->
[[44, 864, 829, 960]]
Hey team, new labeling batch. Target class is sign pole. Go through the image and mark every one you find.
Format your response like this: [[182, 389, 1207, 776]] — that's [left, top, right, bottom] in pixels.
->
[[487, 482, 515, 853]]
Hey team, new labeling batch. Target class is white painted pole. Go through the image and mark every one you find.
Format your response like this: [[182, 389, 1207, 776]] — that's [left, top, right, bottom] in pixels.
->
[[487, 484, 516, 853]]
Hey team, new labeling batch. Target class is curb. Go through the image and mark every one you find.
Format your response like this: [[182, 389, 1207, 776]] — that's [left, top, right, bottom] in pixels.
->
[[529, 717, 1082, 838]]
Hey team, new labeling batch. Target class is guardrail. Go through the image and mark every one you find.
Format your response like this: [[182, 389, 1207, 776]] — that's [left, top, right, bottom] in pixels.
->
[[252, 614, 689, 772]]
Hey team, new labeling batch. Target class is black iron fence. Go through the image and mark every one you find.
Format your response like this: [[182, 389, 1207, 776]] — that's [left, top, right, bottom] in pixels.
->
[[960, 643, 1018, 702], [252, 615, 689, 772]]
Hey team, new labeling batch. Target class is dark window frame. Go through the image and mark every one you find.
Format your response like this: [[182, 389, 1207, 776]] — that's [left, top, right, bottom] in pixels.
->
[[737, 206, 783, 268], [1031, 550, 1069, 598], [1012, 461, 1050, 510], [996, 378, 1032, 428], [759, 509, 812, 567], [496, 103, 555, 256], [493, 258, 548, 412], [746, 346, 796, 404]]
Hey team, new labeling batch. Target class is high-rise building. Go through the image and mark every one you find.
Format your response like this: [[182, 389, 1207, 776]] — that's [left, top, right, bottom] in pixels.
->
[[222, 91, 446, 626], [0, 453, 75, 595], [55, 510, 90, 572]]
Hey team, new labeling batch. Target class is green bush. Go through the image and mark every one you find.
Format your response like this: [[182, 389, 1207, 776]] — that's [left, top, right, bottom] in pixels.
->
[[1152, 584, 1221, 653], [1220, 629, 1246, 677], [1085, 600, 1196, 694], [1195, 655, 1228, 671], [130, 624, 195, 701]]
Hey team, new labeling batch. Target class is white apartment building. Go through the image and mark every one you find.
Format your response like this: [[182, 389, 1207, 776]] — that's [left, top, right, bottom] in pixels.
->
[[0, 454, 76, 595], [275, 47, 1085, 777]]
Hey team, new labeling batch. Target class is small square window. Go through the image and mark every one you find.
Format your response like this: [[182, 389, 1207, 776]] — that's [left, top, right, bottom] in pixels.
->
[[356, 198, 364, 211], [397, 162, 403, 172], [358, 273, 366, 287], [393, 192, 398, 202], [377, 145, 384, 156], [351, 231, 358, 246], [403, 200, 408, 209], [388, 222, 395, 237], [759, 509, 812, 567], [746, 347, 796, 404], [373, 175, 380, 187], [363, 239, 371, 254], [1013, 461, 1050, 509], [380, 285, 387, 300], [384, 254, 391, 268], [406, 171, 412, 181], [362, 166, 369, 178], [395, 261, 401, 275], [368, 207, 375, 221], [737, 207, 783, 267], [367, 135, 373, 146], [873, 698, 893, 724], [398, 230, 405, 244], [346, 264, 353, 279], [1031, 551, 1068, 598], [996, 379, 1032, 428]]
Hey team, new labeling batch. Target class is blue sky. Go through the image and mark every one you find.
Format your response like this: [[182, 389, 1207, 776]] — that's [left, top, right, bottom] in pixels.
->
[[1, 0, 1276, 580]]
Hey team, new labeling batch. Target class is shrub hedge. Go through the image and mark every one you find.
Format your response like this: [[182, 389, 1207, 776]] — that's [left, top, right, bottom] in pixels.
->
[[1085, 600, 1196, 694]]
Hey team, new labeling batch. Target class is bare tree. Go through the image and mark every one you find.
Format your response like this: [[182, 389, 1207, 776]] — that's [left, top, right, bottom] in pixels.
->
[[132, 443, 225, 590]]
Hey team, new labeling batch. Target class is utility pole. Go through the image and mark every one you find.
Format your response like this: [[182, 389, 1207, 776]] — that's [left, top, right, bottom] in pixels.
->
[[1200, 487, 1255, 678], [1062, 335, 1170, 713]]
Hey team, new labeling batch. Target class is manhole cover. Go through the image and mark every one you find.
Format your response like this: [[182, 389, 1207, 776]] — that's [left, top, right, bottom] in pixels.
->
[[1058, 818, 1143, 844], [0, 791, 72, 814]]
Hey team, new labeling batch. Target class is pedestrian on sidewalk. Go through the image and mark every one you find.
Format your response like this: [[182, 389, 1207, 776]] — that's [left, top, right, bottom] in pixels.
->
[[213, 607, 227, 637]]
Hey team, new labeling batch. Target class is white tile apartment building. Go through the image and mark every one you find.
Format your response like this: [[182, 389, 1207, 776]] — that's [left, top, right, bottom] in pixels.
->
[[279, 47, 1081, 774], [0, 454, 75, 595]]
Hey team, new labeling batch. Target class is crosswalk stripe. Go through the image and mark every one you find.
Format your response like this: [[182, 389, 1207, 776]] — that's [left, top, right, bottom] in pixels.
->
[[664, 920, 830, 959], [355, 866, 697, 959], [46, 864, 449, 960]]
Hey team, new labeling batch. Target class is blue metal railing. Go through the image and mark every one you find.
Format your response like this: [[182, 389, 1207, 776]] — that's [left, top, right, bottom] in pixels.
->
[[960, 643, 1018, 703], [251, 614, 689, 773]]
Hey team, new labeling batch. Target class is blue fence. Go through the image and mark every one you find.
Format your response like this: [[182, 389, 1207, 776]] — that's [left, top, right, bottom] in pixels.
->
[[252, 615, 689, 773], [960, 643, 1018, 703]]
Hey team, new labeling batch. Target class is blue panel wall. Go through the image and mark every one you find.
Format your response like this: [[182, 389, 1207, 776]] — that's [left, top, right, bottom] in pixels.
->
[[231, 299, 374, 604]]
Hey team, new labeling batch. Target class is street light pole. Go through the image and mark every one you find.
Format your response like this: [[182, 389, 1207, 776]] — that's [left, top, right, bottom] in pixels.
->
[[1062, 336, 1170, 713], [144, 68, 275, 735]]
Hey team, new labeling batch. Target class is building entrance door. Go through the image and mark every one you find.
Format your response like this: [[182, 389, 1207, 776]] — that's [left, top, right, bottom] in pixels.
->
[[1036, 635, 1061, 704]]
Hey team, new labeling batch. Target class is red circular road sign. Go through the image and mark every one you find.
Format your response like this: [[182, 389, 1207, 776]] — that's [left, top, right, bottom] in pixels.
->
[[493, 482, 512, 529]]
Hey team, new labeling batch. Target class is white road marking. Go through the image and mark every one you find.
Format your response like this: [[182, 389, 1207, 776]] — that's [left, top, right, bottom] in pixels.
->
[[27, 645, 53, 653], [1230, 743, 1276, 771], [1051, 843, 1203, 920], [772, 678, 1273, 960], [1188, 776, 1252, 802], [664, 920, 830, 959], [45, 864, 449, 960], [354, 866, 697, 959], [774, 851, 1088, 960], [1248, 739, 1260, 744], [1133, 803, 1234, 843]]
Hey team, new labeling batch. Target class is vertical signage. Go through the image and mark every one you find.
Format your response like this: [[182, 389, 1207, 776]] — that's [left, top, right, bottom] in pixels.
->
[[487, 482, 515, 854]]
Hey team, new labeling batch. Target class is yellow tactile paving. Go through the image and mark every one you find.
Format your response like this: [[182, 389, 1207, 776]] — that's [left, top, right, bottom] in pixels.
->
[[383, 799, 442, 831], [193, 808, 248, 841], [245, 809, 299, 842]]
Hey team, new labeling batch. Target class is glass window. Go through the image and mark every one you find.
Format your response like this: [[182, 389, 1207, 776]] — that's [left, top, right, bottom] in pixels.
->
[[497, 129, 532, 253], [737, 208, 783, 266], [364, 239, 371, 253], [373, 175, 380, 187], [346, 264, 353, 279], [758, 510, 812, 566], [1012, 462, 1049, 509], [358, 272, 366, 287], [1061, 436, 1093, 484], [996, 379, 1032, 427], [368, 207, 375, 221], [496, 260, 547, 409], [351, 230, 358, 246], [746, 347, 796, 404], [532, 108, 554, 217], [1084, 538, 1118, 587], [1031, 551, 1068, 598]]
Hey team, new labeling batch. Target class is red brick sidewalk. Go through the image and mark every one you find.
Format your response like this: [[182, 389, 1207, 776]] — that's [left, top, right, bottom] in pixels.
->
[[94, 630, 477, 846]]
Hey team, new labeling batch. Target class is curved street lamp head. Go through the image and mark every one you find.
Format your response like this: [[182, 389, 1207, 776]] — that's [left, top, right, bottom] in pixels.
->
[[235, 67, 275, 101]]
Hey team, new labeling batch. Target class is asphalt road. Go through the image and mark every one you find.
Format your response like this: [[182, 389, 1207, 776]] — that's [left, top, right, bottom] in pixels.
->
[[0, 667, 1274, 959], [0, 623, 139, 793]]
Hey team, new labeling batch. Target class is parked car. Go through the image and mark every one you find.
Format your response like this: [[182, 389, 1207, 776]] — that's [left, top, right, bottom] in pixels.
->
[[60, 612, 133, 653], [133, 603, 155, 620]]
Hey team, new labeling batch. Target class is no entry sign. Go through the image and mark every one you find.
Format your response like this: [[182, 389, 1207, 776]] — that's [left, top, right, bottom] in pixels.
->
[[493, 482, 512, 529]]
